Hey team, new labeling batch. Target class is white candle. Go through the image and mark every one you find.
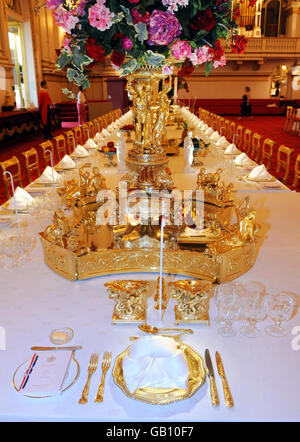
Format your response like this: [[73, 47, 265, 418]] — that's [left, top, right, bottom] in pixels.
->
[[159, 217, 165, 321]]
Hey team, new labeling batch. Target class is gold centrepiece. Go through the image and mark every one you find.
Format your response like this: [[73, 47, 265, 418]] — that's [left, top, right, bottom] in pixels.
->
[[39, 64, 261, 284]]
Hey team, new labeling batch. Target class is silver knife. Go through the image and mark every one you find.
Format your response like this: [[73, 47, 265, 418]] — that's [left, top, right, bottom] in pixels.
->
[[205, 348, 220, 406], [31, 345, 82, 351]]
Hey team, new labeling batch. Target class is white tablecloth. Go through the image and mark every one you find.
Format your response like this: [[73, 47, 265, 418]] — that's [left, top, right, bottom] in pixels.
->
[[0, 123, 300, 422]]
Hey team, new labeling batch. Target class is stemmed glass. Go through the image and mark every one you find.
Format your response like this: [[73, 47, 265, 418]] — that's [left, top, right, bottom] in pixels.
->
[[240, 291, 266, 338], [265, 292, 295, 337], [215, 283, 241, 337]]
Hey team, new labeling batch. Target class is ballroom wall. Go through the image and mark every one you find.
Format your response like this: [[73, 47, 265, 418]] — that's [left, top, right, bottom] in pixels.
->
[[0, 0, 300, 110]]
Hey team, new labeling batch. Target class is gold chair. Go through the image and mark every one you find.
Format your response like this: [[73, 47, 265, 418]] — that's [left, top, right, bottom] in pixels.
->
[[292, 154, 300, 188], [276, 145, 294, 183], [73, 126, 82, 146], [53, 134, 67, 161], [251, 132, 262, 162], [93, 119, 100, 134], [87, 121, 94, 138], [235, 125, 244, 148], [224, 119, 231, 139], [22, 147, 40, 184], [243, 128, 253, 154], [218, 117, 225, 134], [261, 138, 275, 170], [64, 130, 76, 154], [81, 124, 90, 144], [229, 121, 236, 143], [0, 156, 23, 199], [40, 140, 54, 168]]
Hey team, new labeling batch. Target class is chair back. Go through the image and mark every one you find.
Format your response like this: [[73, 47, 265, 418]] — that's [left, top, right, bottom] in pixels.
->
[[243, 129, 253, 154], [292, 153, 300, 188], [53, 134, 67, 161], [0, 155, 23, 199], [40, 140, 54, 168], [81, 124, 90, 144], [261, 138, 275, 170], [73, 126, 82, 146], [235, 125, 244, 148], [276, 144, 294, 183], [65, 130, 76, 154], [22, 147, 40, 183], [251, 132, 262, 162]]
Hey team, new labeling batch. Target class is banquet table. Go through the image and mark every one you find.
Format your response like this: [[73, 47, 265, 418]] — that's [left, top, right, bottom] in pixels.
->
[[0, 117, 300, 422]]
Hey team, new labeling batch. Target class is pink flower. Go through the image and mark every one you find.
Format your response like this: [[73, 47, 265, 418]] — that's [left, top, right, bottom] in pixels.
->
[[53, 7, 79, 33], [121, 36, 133, 50], [171, 40, 192, 61], [128, 0, 140, 3], [213, 55, 227, 68], [187, 45, 212, 66], [147, 10, 181, 46], [88, 0, 114, 32], [162, 0, 189, 13], [162, 65, 174, 75]]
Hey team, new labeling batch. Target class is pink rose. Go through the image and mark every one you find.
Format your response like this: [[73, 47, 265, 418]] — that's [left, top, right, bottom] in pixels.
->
[[171, 40, 192, 61], [147, 10, 181, 46], [121, 36, 133, 50]]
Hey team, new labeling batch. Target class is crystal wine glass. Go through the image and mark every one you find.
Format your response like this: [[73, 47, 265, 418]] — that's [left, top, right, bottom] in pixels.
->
[[215, 285, 241, 337], [240, 291, 266, 338], [265, 292, 295, 337]]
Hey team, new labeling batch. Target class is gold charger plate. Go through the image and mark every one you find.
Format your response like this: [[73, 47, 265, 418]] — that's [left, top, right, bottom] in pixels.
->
[[245, 174, 276, 183], [12, 353, 80, 398], [112, 342, 206, 405], [1, 201, 28, 214]]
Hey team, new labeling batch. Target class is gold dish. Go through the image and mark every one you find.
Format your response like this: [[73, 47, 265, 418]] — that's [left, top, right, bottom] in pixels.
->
[[12, 352, 80, 398], [1, 201, 28, 214], [112, 342, 206, 405], [245, 175, 276, 183]]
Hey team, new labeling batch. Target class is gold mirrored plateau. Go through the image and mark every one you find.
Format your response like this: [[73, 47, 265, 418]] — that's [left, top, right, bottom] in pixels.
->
[[112, 342, 206, 405], [169, 280, 213, 325], [39, 67, 261, 284]]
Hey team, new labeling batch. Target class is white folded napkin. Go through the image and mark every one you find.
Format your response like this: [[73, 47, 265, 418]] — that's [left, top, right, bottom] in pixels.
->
[[73, 145, 89, 157], [102, 129, 110, 138], [7, 186, 35, 210], [248, 164, 273, 180], [20, 351, 73, 396], [84, 138, 98, 149], [216, 136, 229, 148], [38, 166, 60, 183], [57, 155, 75, 169], [234, 152, 253, 167], [205, 127, 213, 136], [210, 131, 220, 141], [224, 143, 239, 155], [122, 336, 189, 394]]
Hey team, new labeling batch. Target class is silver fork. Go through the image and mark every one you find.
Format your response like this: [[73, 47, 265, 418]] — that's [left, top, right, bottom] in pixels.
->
[[94, 351, 112, 403], [78, 353, 99, 404]]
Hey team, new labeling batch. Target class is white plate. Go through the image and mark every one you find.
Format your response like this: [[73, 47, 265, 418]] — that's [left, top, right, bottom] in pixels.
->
[[12, 353, 80, 398]]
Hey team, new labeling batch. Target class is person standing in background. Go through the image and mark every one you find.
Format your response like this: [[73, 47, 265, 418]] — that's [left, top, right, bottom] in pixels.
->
[[38, 80, 53, 139], [77, 86, 87, 126], [238, 86, 253, 120]]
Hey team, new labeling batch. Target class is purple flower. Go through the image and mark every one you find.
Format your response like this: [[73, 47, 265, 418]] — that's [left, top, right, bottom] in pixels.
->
[[147, 10, 182, 46], [46, 0, 63, 9]]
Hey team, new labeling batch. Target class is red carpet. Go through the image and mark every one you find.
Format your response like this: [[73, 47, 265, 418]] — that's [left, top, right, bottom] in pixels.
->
[[226, 116, 300, 188]]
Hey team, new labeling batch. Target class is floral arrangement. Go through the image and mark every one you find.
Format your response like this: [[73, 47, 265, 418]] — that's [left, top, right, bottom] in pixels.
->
[[44, 0, 251, 89]]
